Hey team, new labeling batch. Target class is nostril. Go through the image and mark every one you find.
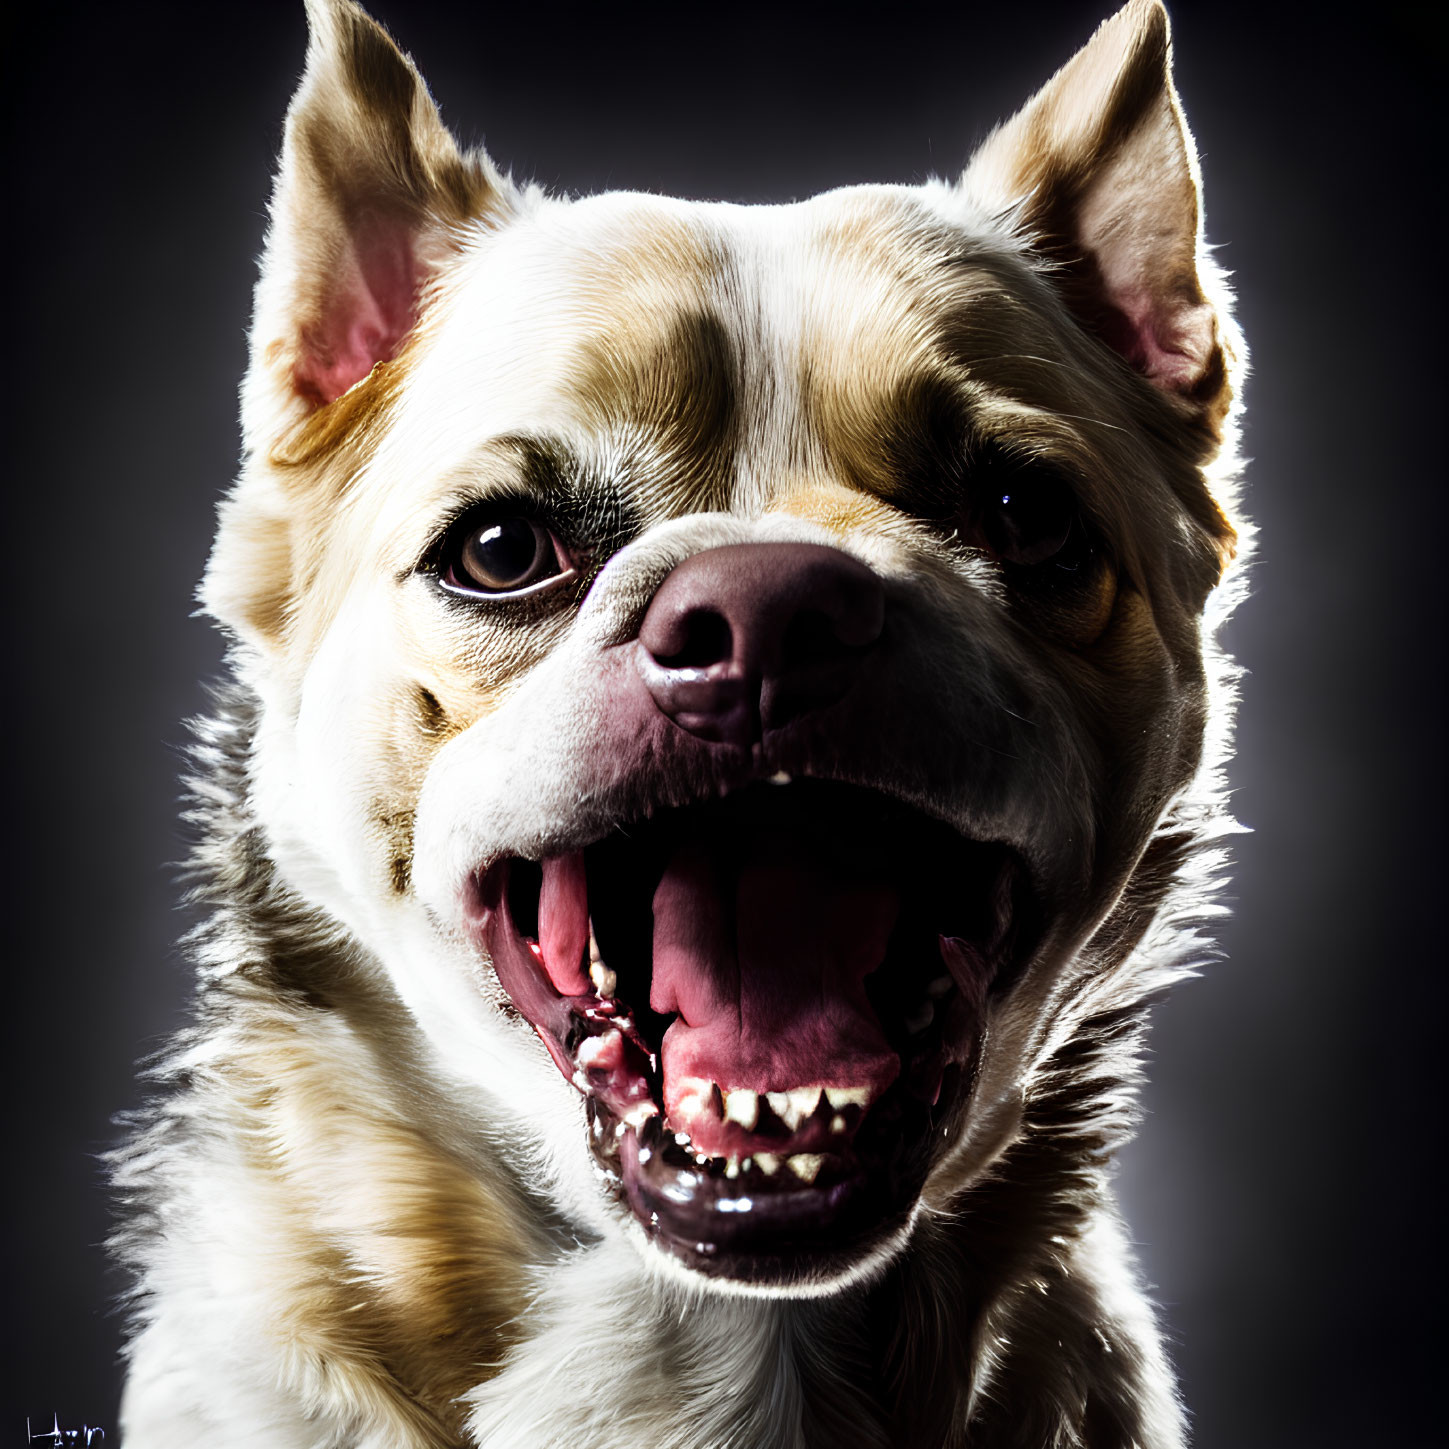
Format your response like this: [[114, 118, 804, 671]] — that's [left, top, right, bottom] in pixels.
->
[[650, 608, 733, 670]]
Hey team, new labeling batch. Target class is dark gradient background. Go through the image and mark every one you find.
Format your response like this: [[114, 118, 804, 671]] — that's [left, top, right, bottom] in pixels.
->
[[5, 2, 1444, 1444]]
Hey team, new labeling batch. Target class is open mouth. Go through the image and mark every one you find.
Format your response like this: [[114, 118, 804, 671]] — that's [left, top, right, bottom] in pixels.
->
[[470, 780, 1033, 1283]]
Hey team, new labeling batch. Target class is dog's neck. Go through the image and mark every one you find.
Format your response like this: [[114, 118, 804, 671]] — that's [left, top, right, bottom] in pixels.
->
[[462, 1178, 1183, 1449]]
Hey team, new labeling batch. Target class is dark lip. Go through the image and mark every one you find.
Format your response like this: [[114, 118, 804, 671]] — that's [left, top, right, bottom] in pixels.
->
[[467, 779, 1038, 1282], [597, 1069, 955, 1284]]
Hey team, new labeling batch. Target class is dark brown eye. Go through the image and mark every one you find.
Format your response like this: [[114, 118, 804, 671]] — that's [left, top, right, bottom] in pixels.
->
[[443, 516, 568, 596], [981, 471, 1084, 569]]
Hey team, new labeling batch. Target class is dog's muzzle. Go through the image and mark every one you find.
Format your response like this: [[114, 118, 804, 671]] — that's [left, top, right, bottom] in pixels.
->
[[464, 542, 1037, 1283]]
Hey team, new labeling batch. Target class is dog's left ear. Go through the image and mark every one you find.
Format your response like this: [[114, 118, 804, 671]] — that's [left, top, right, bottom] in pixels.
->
[[964, 0, 1237, 429]]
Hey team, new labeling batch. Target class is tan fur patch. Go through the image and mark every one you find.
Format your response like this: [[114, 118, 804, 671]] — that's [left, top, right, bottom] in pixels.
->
[[225, 1005, 538, 1442], [567, 219, 738, 512], [269, 356, 406, 471]]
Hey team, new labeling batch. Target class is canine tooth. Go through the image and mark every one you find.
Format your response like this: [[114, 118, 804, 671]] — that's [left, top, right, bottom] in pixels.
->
[[823, 1086, 870, 1111], [723, 1088, 760, 1131], [725, 1156, 741, 1179], [925, 975, 954, 999], [586, 923, 616, 996], [904, 1001, 934, 1034], [754, 1153, 780, 1176], [768, 770, 792, 785], [830, 1114, 847, 1134], [787, 1154, 824, 1184]]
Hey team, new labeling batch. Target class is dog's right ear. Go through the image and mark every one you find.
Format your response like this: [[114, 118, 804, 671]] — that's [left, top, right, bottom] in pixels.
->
[[211, 1, 512, 652], [245, 0, 510, 441]]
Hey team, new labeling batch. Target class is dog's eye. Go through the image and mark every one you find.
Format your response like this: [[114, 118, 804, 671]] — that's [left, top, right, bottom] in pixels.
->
[[973, 463, 1095, 576], [442, 516, 570, 597], [981, 471, 1083, 569]]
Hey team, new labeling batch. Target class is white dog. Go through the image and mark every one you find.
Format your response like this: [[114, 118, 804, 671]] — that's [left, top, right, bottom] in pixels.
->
[[115, 2, 1246, 1444]]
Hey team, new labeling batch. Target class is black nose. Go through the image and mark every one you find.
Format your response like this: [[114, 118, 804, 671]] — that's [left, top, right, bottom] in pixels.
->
[[636, 543, 885, 747]]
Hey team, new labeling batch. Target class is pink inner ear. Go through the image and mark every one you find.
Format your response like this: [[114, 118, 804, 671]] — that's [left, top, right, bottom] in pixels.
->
[[294, 217, 420, 407], [1088, 253, 1220, 399], [1098, 288, 1217, 397]]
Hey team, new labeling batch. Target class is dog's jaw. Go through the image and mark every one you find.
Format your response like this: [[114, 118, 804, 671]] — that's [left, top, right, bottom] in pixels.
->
[[462, 776, 1033, 1287]]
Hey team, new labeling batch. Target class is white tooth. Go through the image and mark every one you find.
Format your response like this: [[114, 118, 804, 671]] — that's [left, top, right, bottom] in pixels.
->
[[787, 1153, 824, 1184], [621, 1099, 657, 1129], [723, 1088, 760, 1131], [725, 1156, 741, 1179], [754, 1153, 780, 1176], [766, 1087, 824, 1131], [672, 1077, 714, 1120], [576, 1037, 603, 1067], [823, 1086, 871, 1111], [586, 924, 615, 995], [830, 1114, 847, 1134], [768, 770, 792, 785], [926, 975, 954, 999], [904, 1001, 934, 1034], [674, 1132, 692, 1147]]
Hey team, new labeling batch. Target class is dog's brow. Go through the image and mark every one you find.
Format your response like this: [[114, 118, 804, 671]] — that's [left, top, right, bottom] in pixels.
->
[[428, 434, 577, 510], [573, 307, 738, 512]]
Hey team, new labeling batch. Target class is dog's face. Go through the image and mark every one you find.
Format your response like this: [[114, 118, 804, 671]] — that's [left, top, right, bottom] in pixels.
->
[[211, 0, 1239, 1292]]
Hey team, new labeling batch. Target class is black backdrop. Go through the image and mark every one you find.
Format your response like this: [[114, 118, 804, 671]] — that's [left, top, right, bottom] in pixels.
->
[[5, 2, 1444, 1445]]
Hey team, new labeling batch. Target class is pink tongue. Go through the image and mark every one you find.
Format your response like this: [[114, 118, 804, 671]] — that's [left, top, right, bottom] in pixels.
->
[[650, 837, 900, 1157]]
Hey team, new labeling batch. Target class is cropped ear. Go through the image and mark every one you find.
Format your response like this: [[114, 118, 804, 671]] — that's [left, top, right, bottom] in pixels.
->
[[964, 0, 1235, 421], [247, 0, 509, 435]]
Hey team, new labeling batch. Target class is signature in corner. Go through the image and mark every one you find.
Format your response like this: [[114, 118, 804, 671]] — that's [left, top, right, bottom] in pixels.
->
[[25, 1416, 105, 1446]]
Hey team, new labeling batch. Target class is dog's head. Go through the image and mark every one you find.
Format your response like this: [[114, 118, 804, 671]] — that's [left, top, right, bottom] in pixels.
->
[[208, 0, 1242, 1293]]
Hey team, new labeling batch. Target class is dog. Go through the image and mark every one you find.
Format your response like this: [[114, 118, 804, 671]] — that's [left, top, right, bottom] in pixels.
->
[[113, 1, 1247, 1443]]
